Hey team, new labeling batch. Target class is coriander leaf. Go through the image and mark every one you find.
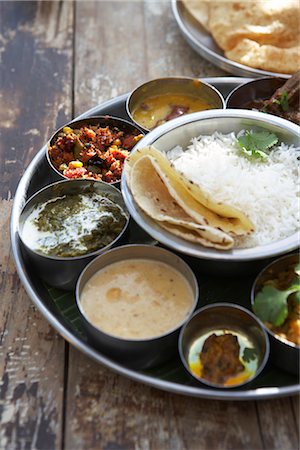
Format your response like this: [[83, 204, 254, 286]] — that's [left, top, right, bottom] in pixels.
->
[[253, 285, 289, 327], [280, 92, 289, 112], [272, 92, 289, 112], [254, 282, 300, 327], [237, 130, 278, 160], [242, 347, 257, 363]]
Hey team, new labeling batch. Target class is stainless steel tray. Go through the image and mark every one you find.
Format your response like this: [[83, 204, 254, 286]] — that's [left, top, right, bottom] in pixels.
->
[[172, 0, 290, 80], [11, 77, 299, 401]]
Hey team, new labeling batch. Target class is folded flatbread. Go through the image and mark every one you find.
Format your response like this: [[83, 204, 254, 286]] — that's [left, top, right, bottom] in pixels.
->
[[130, 155, 234, 249], [125, 146, 254, 236]]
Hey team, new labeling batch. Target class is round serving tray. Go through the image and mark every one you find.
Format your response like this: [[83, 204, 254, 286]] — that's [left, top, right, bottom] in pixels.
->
[[172, 0, 290, 80], [11, 77, 299, 400]]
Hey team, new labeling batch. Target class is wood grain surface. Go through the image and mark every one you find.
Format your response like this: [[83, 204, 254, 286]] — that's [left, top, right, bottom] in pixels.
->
[[1, 1, 299, 450]]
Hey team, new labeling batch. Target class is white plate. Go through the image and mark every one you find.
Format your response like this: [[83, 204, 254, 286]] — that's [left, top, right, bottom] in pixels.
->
[[172, 0, 290, 79]]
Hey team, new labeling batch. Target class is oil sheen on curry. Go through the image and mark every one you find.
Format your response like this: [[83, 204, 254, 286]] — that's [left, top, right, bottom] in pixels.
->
[[132, 93, 213, 130], [188, 330, 259, 387], [80, 259, 194, 340]]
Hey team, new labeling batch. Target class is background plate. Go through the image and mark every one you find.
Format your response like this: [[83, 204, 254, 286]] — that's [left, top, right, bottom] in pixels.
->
[[11, 78, 299, 401], [172, 0, 290, 80]]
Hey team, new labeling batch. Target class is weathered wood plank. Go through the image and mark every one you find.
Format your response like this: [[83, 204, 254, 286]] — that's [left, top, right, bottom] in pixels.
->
[[74, 0, 147, 116], [0, 199, 65, 450], [65, 350, 263, 450], [0, 0, 74, 197], [291, 395, 300, 450], [256, 398, 299, 450], [291, 395, 299, 429], [143, 0, 226, 79], [73, 0, 225, 118], [168, 394, 262, 450], [0, 1, 74, 448]]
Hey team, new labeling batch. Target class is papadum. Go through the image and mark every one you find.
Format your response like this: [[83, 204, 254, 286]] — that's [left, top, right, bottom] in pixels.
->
[[181, 0, 300, 74]]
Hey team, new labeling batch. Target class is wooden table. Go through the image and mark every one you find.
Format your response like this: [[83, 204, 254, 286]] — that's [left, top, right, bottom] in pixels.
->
[[1, 2, 299, 449]]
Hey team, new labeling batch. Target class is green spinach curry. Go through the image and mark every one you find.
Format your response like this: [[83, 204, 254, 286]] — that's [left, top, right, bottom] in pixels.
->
[[24, 192, 127, 257]]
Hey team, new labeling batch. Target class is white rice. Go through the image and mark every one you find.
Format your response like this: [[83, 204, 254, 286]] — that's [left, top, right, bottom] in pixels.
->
[[167, 132, 300, 248]]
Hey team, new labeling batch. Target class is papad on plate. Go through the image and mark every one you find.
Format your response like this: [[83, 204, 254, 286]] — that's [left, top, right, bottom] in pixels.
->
[[181, 0, 300, 74]]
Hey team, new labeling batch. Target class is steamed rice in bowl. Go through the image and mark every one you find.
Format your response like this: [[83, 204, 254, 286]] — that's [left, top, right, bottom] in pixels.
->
[[124, 126, 299, 252], [166, 131, 300, 249], [122, 109, 300, 261]]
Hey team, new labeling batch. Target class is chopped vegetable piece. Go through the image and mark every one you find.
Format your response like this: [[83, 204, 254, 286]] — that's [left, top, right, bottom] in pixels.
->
[[62, 126, 73, 134], [69, 160, 83, 169], [49, 123, 143, 182]]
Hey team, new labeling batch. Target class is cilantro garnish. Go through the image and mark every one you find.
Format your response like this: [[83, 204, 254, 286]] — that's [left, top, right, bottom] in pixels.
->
[[237, 130, 278, 160], [272, 91, 289, 112], [242, 347, 257, 363], [253, 264, 300, 327]]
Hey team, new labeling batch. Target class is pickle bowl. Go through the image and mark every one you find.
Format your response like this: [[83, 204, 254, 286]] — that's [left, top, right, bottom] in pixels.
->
[[46, 116, 144, 185], [251, 253, 300, 376], [18, 179, 129, 290], [179, 303, 270, 389], [126, 76, 225, 132], [76, 244, 199, 369]]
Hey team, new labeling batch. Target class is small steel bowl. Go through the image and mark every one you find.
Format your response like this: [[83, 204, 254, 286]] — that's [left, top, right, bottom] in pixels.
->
[[251, 253, 300, 375], [226, 77, 285, 110], [179, 303, 270, 389], [76, 244, 199, 369], [121, 109, 300, 275], [47, 116, 144, 184], [126, 76, 225, 131], [18, 179, 129, 290]]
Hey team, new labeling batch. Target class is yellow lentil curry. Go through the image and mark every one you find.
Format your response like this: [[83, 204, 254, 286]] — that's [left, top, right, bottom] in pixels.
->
[[132, 93, 213, 130]]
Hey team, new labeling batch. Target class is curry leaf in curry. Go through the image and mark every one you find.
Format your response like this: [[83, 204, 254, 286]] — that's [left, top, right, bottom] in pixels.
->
[[242, 347, 257, 363], [272, 91, 289, 112], [253, 283, 300, 327], [237, 130, 278, 160]]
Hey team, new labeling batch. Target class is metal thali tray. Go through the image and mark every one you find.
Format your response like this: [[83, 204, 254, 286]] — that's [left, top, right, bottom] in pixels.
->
[[11, 77, 299, 401], [172, 0, 290, 80]]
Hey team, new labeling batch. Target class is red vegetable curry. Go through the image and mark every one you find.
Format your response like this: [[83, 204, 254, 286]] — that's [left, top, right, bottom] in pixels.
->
[[49, 124, 143, 183]]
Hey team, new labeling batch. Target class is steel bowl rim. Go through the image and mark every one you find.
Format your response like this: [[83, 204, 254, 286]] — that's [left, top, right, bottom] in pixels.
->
[[18, 178, 130, 262], [11, 89, 300, 400], [250, 252, 300, 350], [75, 243, 200, 342], [126, 75, 226, 131], [46, 115, 145, 185], [178, 302, 270, 389], [121, 108, 300, 262], [225, 76, 286, 108]]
